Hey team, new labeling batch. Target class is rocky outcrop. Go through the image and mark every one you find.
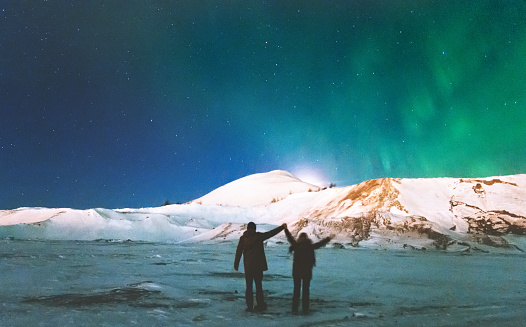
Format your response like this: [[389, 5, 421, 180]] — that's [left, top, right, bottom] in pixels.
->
[[465, 210, 526, 235], [291, 175, 526, 250]]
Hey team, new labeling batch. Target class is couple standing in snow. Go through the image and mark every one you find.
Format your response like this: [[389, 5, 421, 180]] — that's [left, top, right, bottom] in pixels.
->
[[234, 222, 331, 314]]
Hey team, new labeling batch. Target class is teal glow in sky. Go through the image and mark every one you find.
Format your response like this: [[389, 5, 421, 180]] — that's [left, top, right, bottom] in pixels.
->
[[1, 1, 525, 209]]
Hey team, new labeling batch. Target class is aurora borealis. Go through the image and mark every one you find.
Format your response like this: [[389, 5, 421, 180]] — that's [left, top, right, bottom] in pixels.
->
[[1, 1, 526, 209]]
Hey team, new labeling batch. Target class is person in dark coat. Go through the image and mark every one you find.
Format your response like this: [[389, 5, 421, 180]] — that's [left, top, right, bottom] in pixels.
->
[[234, 222, 287, 312], [284, 228, 331, 314]]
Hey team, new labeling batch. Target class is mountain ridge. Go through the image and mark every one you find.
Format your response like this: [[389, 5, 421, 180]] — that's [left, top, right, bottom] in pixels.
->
[[1, 171, 526, 252]]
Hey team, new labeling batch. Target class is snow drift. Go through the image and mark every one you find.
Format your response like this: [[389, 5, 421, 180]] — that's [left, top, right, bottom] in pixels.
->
[[1, 170, 526, 252]]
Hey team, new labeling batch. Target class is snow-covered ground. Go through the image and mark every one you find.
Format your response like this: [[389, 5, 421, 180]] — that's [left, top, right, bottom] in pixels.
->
[[1, 238, 524, 327]]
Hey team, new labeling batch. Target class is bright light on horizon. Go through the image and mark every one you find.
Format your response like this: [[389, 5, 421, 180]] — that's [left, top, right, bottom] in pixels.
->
[[291, 166, 329, 187]]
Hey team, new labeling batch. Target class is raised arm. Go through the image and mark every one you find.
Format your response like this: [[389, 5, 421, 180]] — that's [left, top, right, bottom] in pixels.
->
[[260, 223, 287, 241], [284, 228, 296, 245], [312, 236, 331, 250]]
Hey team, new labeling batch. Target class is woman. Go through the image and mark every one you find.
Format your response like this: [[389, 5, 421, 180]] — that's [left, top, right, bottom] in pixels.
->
[[284, 228, 331, 314]]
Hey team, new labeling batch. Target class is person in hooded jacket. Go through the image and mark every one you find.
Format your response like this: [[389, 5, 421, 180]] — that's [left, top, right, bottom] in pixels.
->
[[234, 222, 287, 312], [284, 228, 332, 314]]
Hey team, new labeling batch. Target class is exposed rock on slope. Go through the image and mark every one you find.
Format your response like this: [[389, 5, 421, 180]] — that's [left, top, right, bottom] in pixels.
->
[[281, 175, 526, 251], [302, 178, 406, 220]]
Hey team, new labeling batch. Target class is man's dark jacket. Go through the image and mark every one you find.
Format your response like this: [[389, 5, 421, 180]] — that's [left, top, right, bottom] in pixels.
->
[[285, 229, 331, 280], [234, 225, 285, 274]]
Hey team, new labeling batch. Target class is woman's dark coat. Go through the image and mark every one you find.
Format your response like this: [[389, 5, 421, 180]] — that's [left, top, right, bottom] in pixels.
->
[[285, 229, 331, 280]]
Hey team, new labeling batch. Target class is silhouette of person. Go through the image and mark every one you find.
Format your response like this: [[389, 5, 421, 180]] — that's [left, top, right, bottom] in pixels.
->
[[284, 228, 331, 314], [234, 222, 287, 312]]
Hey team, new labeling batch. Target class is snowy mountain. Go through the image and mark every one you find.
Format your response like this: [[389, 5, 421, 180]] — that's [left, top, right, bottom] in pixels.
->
[[191, 170, 321, 206], [1, 170, 526, 252]]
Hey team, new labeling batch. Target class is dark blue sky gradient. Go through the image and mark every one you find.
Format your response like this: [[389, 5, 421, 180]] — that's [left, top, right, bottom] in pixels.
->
[[1, 1, 526, 209]]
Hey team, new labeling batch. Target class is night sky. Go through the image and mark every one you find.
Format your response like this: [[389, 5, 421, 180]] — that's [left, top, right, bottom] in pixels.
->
[[1, 1, 526, 209]]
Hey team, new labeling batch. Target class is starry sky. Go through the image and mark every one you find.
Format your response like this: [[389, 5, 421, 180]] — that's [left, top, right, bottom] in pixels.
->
[[1, 1, 526, 209]]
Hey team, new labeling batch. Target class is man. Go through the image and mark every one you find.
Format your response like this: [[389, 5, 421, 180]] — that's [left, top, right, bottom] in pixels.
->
[[284, 228, 332, 314], [234, 222, 286, 312]]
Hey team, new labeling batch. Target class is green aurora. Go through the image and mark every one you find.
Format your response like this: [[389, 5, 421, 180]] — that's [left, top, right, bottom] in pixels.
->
[[1, 1, 525, 208]]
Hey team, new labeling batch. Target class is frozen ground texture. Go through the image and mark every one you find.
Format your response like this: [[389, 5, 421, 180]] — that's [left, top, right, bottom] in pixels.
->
[[1, 170, 526, 252], [1, 240, 525, 327]]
